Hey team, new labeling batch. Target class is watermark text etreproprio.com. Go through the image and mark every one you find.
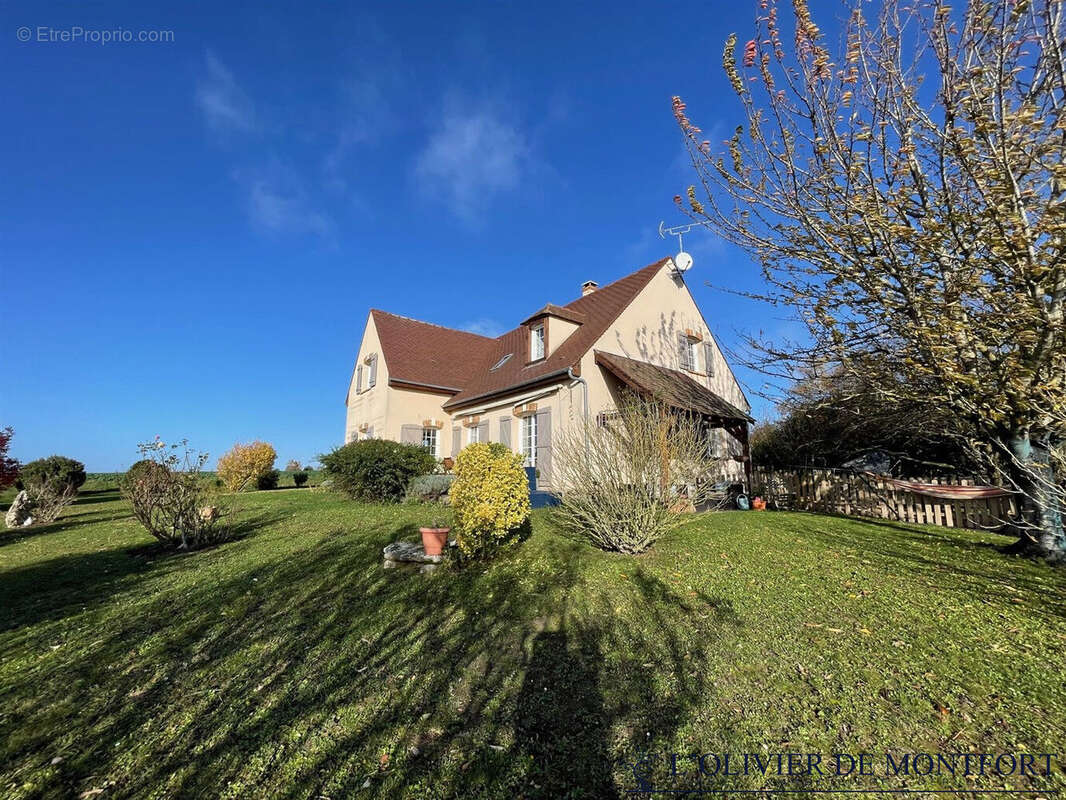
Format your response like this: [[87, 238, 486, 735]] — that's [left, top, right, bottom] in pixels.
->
[[16, 26, 174, 44]]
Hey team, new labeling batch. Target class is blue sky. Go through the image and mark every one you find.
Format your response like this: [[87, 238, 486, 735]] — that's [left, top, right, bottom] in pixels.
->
[[2, 0, 806, 471]]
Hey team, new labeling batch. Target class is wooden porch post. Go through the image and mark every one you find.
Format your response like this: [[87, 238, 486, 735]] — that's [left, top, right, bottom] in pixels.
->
[[739, 421, 752, 494]]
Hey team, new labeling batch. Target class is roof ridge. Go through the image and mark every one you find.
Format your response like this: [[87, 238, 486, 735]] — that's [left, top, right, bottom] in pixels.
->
[[371, 308, 496, 340], [442, 256, 672, 410], [562, 256, 671, 310]]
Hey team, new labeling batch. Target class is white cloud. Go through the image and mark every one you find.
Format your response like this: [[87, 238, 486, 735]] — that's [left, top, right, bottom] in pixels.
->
[[196, 52, 256, 134], [460, 318, 506, 337], [233, 164, 332, 237], [322, 74, 397, 194], [415, 98, 530, 224]]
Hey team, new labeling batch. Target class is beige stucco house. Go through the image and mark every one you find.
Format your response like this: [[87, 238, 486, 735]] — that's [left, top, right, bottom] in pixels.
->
[[344, 257, 753, 489]]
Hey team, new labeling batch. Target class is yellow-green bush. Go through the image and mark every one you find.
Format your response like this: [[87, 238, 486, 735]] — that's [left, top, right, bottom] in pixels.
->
[[216, 441, 277, 492], [450, 442, 531, 559]]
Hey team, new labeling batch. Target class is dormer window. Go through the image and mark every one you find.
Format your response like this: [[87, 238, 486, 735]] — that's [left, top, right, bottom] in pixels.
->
[[530, 324, 545, 361]]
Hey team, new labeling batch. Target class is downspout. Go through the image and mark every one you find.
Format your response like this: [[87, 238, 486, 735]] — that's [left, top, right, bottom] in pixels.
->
[[567, 366, 590, 460]]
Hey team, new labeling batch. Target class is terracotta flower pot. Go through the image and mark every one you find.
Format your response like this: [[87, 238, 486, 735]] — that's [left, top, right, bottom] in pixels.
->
[[420, 527, 450, 556], [752, 497, 767, 511]]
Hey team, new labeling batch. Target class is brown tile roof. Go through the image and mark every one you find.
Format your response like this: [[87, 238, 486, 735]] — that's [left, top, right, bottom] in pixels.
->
[[441, 257, 672, 409], [370, 310, 497, 393], [594, 350, 753, 422]]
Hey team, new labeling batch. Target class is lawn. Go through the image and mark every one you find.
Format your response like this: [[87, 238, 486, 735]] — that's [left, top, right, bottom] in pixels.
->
[[1, 489, 1063, 799]]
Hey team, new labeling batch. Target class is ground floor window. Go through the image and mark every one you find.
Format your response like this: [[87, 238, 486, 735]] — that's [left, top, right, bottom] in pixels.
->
[[422, 427, 438, 456], [468, 425, 481, 444], [520, 414, 536, 467]]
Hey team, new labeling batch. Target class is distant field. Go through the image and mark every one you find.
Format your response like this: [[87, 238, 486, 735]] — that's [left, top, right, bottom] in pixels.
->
[[1, 471, 326, 505]]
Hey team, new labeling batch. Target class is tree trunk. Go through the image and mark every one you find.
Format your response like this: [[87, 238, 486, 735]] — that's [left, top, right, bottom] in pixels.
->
[[1006, 431, 1065, 560]]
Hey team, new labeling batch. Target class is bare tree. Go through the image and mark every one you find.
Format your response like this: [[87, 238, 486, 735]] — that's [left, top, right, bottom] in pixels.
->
[[674, 0, 1065, 557], [553, 396, 721, 554], [122, 439, 227, 550]]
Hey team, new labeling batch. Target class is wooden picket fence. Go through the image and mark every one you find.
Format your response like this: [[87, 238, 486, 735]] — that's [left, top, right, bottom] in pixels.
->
[[752, 466, 1019, 530]]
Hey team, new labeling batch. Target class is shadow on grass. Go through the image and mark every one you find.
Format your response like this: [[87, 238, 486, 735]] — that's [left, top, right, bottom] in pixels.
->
[[0, 510, 134, 549], [801, 518, 1066, 620], [0, 511, 290, 633], [72, 489, 123, 506], [0, 513, 750, 799]]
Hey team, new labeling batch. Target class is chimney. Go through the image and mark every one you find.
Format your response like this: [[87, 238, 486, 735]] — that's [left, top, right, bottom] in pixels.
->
[[581, 280, 598, 297]]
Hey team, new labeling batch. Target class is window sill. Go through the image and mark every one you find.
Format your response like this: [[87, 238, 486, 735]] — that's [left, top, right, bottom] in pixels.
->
[[525, 357, 546, 366]]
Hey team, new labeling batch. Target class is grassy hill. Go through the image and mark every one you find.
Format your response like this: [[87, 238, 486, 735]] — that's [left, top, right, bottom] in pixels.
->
[[1, 489, 1063, 798]]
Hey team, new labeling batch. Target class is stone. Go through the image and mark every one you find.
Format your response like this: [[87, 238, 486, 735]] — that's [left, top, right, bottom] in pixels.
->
[[383, 540, 444, 565], [5, 490, 33, 528]]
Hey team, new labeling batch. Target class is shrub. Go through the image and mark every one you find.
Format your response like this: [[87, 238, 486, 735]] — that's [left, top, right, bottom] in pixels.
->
[[450, 442, 530, 559], [0, 427, 19, 489], [553, 395, 722, 554], [20, 455, 87, 523], [256, 469, 280, 490], [319, 439, 436, 503], [405, 473, 455, 503], [217, 441, 277, 492], [121, 439, 228, 550], [292, 471, 309, 488]]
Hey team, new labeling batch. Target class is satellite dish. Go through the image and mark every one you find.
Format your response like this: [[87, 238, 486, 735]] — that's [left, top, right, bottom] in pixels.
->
[[674, 251, 694, 272]]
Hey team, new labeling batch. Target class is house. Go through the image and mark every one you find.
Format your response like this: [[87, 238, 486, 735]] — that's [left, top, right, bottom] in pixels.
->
[[344, 257, 754, 489]]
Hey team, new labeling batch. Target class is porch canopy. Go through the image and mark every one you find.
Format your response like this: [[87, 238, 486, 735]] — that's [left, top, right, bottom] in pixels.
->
[[593, 350, 754, 486]]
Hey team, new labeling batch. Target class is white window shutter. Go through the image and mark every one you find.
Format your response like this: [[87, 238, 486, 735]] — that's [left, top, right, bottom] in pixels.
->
[[703, 342, 715, 377], [368, 355, 377, 388]]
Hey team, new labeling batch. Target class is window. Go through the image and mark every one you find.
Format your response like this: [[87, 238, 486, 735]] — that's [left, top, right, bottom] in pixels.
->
[[596, 410, 620, 428], [490, 353, 513, 371], [530, 324, 545, 361], [678, 335, 697, 371], [355, 364, 364, 393], [422, 427, 438, 456], [468, 424, 481, 444], [520, 414, 537, 466]]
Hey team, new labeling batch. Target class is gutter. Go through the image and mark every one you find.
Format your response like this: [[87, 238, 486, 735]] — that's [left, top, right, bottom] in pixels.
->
[[388, 377, 462, 394], [453, 384, 564, 419], [567, 366, 590, 460], [442, 369, 571, 412]]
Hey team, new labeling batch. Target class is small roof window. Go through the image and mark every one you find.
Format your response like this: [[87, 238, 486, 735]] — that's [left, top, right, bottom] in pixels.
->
[[490, 353, 513, 371]]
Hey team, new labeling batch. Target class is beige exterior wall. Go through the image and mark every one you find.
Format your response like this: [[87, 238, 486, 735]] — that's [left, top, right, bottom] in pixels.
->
[[579, 263, 748, 414], [545, 316, 580, 357], [345, 315, 460, 456], [344, 260, 751, 486], [567, 261, 751, 481], [344, 313, 389, 443]]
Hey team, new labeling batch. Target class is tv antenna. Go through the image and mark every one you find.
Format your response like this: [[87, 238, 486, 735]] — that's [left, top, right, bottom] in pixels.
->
[[658, 220, 698, 272]]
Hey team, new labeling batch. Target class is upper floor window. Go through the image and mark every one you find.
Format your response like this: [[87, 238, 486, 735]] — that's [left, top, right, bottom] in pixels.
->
[[530, 324, 545, 361], [355, 364, 364, 393], [678, 333, 698, 371]]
